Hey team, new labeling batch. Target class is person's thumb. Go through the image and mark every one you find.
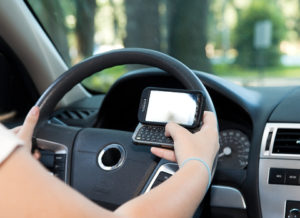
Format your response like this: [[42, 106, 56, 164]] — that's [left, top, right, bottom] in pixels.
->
[[18, 106, 40, 145], [165, 122, 190, 141]]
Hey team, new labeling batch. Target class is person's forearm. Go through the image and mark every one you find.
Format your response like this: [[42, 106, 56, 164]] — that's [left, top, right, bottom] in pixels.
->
[[0, 147, 209, 218], [0, 147, 116, 217], [115, 161, 209, 218]]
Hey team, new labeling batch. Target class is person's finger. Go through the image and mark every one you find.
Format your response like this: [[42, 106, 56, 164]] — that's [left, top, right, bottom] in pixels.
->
[[165, 122, 190, 140], [200, 111, 218, 130], [151, 147, 176, 162], [33, 150, 41, 160], [18, 106, 40, 143], [10, 126, 22, 134]]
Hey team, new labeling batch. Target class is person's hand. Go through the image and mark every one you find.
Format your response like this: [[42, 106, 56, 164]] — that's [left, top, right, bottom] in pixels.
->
[[151, 111, 219, 168], [10, 106, 40, 158]]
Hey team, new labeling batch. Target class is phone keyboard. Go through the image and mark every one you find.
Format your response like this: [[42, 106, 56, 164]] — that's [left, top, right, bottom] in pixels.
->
[[135, 125, 174, 145]]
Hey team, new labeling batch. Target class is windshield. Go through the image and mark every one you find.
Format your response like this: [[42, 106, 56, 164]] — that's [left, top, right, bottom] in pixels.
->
[[26, 0, 300, 92]]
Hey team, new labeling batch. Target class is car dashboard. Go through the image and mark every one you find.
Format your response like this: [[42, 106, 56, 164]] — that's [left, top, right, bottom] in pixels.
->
[[48, 68, 300, 218]]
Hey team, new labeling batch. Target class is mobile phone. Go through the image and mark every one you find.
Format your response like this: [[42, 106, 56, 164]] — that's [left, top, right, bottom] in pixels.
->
[[132, 87, 205, 149]]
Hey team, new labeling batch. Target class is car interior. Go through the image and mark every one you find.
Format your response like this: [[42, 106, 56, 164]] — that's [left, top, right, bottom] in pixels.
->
[[1, 0, 300, 217]]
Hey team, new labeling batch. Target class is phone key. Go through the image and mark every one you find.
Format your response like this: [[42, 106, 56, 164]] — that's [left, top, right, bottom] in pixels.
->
[[136, 125, 174, 145]]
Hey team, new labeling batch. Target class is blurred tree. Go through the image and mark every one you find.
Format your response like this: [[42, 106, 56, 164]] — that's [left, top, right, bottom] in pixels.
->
[[234, 0, 285, 68], [167, 0, 212, 72], [109, 0, 122, 44], [28, 0, 71, 65], [124, 0, 160, 50], [75, 0, 96, 59], [294, 0, 300, 39]]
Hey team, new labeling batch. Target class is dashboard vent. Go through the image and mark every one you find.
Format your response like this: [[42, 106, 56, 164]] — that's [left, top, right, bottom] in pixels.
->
[[56, 109, 95, 120], [51, 109, 97, 127], [273, 129, 300, 154]]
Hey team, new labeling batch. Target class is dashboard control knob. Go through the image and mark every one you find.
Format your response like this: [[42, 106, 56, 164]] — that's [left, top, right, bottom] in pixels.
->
[[288, 208, 300, 218]]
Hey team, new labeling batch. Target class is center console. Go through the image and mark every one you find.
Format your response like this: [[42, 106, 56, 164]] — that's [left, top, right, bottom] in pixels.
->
[[260, 123, 300, 218]]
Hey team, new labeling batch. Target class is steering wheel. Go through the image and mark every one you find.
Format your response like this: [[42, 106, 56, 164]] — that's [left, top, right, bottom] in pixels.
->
[[34, 48, 217, 210]]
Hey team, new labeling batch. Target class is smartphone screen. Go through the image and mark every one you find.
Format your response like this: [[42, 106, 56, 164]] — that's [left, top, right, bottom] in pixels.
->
[[145, 90, 199, 126], [134, 88, 205, 148]]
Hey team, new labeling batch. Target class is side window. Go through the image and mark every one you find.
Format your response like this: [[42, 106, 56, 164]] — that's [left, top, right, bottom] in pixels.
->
[[0, 40, 39, 126], [0, 53, 15, 122]]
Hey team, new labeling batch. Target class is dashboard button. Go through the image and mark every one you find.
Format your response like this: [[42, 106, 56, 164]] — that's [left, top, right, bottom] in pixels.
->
[[156, 171, 172, 182], [286, 201, 300, 218], [150, 172, 172, 189], [287, 208, 300, 218], [269, 168, 286, 184], [286, 169, 300, 185]]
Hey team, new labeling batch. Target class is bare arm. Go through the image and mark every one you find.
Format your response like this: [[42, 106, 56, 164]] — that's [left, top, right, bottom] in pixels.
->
[[0, 109, 219, 217], [0, 107, 114, 217], [116, 111, 219, 217]]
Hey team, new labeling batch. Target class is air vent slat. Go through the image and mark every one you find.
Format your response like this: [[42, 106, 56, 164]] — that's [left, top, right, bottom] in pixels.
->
[[273, 145, 300, 149], [276, 141, 299, 145], [275, 139, 300, 142], [72, 111, 84, 119], [273, 128, 300, 154], [51, 109, 97, 126], [276, 129, 300, 133], [66, 111, 79, 119], [277, 132, 300, 136]]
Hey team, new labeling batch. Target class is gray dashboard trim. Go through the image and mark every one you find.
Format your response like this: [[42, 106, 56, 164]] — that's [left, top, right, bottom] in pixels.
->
[[36, 138, 68, 182], [259, 159, 300, 218], [260, 123, 300, 218], [144, 163, 247, 210], [210, 185, 247, 209], [261, 123, 300, 159], [144, 163, 178, 193]]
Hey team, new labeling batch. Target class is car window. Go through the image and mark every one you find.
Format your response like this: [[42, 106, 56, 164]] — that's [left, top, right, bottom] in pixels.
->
[[0, 49, 38, 126], [0, 53, 16, 122], [26, 0, 300, 92]]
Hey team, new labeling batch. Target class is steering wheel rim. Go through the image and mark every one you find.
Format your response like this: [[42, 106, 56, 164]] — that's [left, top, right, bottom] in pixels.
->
[[36, 48, 216, 125], [34, 48, 218, 210]]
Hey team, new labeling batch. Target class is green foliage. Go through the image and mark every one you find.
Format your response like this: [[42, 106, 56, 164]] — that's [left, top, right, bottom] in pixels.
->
[[234, 0, 286, 68], [213, 63, 300, 78], [81, 65, 127, 93]]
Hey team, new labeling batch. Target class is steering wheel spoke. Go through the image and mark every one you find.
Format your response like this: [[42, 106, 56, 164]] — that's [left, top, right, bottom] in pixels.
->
[[35, 123, 81, 183], [35, 123, 80, 150]]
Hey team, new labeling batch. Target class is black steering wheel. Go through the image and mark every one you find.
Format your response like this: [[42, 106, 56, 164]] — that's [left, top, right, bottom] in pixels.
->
[[34, 48, 217, 210]]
